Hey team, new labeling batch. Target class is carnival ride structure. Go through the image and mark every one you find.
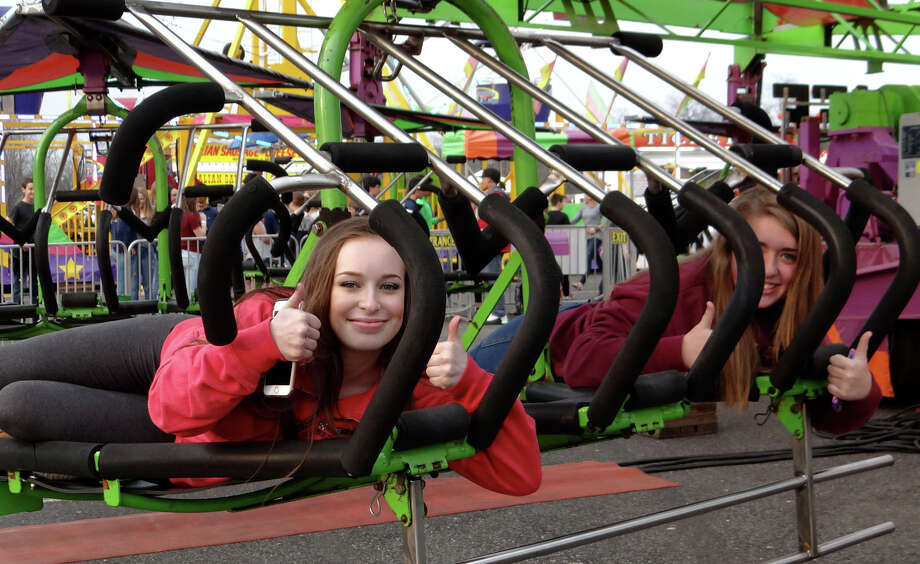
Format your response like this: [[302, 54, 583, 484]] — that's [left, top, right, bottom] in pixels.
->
[[0, 1, 917, 562]]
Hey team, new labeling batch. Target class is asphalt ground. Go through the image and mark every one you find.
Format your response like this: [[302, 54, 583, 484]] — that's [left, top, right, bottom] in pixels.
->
[[1, 274, 918, 563]]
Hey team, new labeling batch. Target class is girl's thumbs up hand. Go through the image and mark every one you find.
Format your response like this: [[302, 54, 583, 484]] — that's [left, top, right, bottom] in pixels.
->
[[426, 316, 467, 390], [681, 301, 715, 370]]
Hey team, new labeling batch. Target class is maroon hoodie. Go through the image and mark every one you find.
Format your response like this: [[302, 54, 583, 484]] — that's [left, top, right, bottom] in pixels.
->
[[548, 255, 880, 434]]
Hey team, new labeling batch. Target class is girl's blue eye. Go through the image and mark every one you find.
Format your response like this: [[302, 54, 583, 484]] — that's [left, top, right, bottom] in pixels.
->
[[381, 282, 401, 291], [340, 280, 358, 289]]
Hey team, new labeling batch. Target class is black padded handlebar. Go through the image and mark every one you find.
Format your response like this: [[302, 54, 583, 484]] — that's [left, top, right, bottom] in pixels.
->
[[611, 31, 663, 58], [167, 208, 189, 309], [198, 176, 280, 345], [645, 181, 734, 253], [95, 209, 120, 313], [843, 180, 920, 356], [587, 191, 680, 430], [769, 184, 856, 392], [54, 190, 101, 202], [34, 212, 57, 315], [439, 187, 548, 275], [245, 159, 288, 178], [466, 193, 561, 450], [548, 144, 637, 172], [679, 183, 764, 401], [340, 200, 446, 476], [182, 184, 235, 199], [100, 83, 225, 205], [319, 142, 430, 173], [42, 0, 125, 20], [729, 144, 803, 175]]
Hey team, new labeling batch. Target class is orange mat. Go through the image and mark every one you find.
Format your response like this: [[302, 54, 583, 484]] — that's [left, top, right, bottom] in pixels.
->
[[0, 461, 676, 563]]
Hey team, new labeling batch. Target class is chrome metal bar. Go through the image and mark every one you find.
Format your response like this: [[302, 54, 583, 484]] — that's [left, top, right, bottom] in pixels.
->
[[43, 130, 76, 214], [133, 0, 623, 48], [233, 125, 250, 191], [607, 41, 852, 187], [362, 30, 606, 202], [463, 455, 894, 563], [400, 170, 434, 204], [177, 125, 197, 210], [239, 17, 485, 204], [544, 39, 784, 191], [129, 6, 377, 212], [767, 522, 895, 564], [792, 405, 818, 556], [446, 34, 681, 193], [270, 174, 347, 193], [402, 478, 428, 564]]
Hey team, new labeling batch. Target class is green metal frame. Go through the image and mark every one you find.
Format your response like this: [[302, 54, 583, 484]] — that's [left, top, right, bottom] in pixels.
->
[[403, 0, 920, 72], [755, 375, 829, 440], [316, 0, 539, 204], [26, 96, 172, 323]]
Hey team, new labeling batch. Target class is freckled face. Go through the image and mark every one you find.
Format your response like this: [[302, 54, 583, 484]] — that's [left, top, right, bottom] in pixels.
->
[[731, 215, 799, 309], [329, 236, 406, 356]]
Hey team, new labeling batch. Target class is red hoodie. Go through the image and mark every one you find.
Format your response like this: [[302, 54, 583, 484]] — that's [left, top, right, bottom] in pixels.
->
[[549, 255, 880, 434], [149, 293, 541, 493]]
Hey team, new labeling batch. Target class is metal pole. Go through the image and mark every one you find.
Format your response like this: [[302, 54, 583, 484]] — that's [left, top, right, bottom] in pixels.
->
[[132, 0, 626, 47], [402, 478, 428, 564], [233, 125, 250, 191], [446, 34, 682, 193], [607, 41, 852, 187], [43, 130, 76, 214], [543, 39, 785, 191], [462, 455, 894, 563], [361, 29, 606, 203], [768, 522, 895, 564], [128, 6, 378, 212], [238, 17, 486, 204], [792, 404, 818, 556]]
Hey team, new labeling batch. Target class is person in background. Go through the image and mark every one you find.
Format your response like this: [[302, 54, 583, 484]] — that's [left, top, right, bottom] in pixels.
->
[[545, 193, 571, 297], [110, 192, 138, 300], [127, 180, 159, 300], [477, 167, 509, 324], [6, 178, 38, 304], [198, 196, 219, 232], [405, 175, 439, 230], [571, 197, 608, 294], [360, 174, 382, 199], [180, 194, 206, 299]]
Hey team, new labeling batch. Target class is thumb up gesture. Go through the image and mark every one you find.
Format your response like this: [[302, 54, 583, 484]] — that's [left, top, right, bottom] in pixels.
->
[[681, 301, 715, 369], [426, 316, 468, 390], [270, 283, 322, 362], [827, 332, 874, 401]]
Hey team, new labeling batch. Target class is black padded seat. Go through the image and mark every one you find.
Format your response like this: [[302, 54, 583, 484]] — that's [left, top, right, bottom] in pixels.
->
[[0, 304, 38, 321], [523, 371, 688, 435], [0, 404, 471, 482]]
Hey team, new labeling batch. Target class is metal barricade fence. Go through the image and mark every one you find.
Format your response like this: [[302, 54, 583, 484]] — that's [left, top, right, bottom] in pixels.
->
[[124, 239, 159, 300], [1, 244, 32, 305]]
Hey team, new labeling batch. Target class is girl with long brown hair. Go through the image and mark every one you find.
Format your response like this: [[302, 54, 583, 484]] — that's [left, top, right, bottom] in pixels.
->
[[472, 186, 880, 433], [0, 217, 541, 495]]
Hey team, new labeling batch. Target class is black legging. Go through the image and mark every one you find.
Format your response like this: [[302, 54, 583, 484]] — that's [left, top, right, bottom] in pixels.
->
[[0, 314, 192, 443]]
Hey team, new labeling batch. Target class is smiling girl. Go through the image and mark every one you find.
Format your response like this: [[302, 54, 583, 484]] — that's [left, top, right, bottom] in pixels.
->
[[148, 217, 541, 492], [473, 186, 880, 433], [0, 217, 540, 495]]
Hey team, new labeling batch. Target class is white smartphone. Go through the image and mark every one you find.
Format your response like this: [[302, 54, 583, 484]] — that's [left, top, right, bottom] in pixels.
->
[[264, 299, 296, 397]]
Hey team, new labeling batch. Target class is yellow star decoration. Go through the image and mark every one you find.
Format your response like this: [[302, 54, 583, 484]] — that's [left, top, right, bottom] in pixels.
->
[[58, 257, 85, 281]]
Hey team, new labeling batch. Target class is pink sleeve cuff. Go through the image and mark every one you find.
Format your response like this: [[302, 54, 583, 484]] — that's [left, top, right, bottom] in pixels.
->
[[226, 317, 284, 374]]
